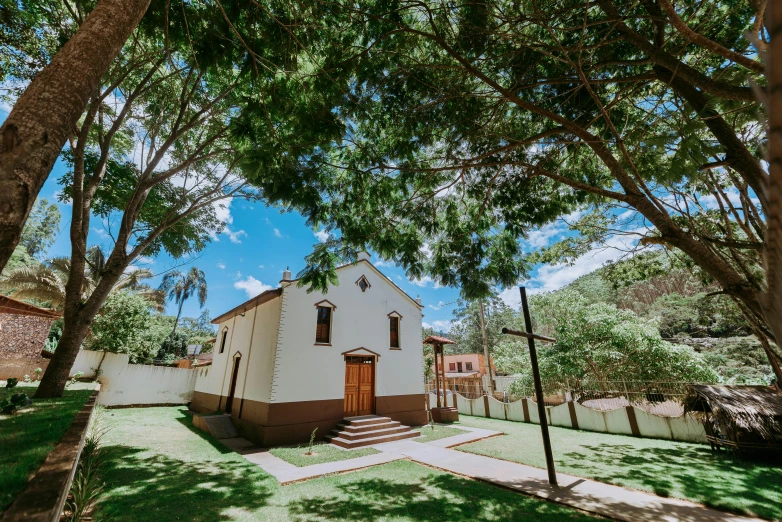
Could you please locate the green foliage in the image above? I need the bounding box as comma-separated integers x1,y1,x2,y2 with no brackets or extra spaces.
493,291,718,388
682,337,773,385
18,198,60,259
159,332,189,360
65,407,107,522
84,291,173,363
179,310,216,345
448,297,518,355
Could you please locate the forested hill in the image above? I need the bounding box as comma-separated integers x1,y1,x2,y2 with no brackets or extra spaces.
556,251,772,384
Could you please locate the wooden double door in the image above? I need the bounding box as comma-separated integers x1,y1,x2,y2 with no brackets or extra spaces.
344,356,375,417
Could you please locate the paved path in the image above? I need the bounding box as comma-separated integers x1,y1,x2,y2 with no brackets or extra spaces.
236,426,763,522
239,448,404,485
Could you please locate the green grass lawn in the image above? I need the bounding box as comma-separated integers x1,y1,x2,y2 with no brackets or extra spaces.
0,382,94,515
456,415,782,521
269,443,379,467
413,424,467,443
98,406,602,521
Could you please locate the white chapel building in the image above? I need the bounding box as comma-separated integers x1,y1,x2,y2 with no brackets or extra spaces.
190,252,428,446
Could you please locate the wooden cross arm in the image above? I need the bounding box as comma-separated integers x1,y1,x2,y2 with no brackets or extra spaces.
501,327,556,343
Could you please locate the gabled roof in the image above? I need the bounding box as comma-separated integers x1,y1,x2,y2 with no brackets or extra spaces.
0,295,60,319
286,258,424,310
211,288,282,324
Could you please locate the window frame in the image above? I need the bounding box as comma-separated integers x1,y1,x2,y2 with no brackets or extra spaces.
389,316,400,349
465,362,473,371
315,305,333,345
219,327,228,354
449,362,456,371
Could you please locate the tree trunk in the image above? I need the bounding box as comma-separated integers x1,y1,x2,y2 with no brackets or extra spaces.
167,298,185,351
0,0,151,273
479,299,495,395
35,314,92,398
764,0,782,352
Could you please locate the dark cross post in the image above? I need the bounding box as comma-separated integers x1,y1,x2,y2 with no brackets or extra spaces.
501,286,558,486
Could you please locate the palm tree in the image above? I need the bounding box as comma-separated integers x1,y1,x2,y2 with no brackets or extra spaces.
159,267,208,344
0,247,164,311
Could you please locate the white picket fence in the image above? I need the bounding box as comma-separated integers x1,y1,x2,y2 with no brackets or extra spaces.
70,349,209,407
427,392,707,444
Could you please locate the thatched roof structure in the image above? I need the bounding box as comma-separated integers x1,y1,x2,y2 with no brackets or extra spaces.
684,385,782,441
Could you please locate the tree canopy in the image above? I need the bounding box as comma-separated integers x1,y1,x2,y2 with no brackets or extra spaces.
241,0,776,353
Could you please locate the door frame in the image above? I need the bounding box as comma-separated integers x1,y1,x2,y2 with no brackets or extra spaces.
225,352,242,414
343,354,376,416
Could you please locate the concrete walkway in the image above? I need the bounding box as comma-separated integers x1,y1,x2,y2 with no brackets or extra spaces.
237,426,763,522
241,449,403,484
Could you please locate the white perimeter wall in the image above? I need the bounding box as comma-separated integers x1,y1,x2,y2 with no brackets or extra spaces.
70,349,206,407
440,393,707,444
271,261,425,404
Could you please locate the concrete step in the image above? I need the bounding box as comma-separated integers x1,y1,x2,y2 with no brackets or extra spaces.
337,420,401,433
332,425,412,441
194,414,238,440
342,415,393,427
326,430,420,448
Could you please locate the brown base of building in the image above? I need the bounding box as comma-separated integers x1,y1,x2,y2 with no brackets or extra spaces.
190,391,427,447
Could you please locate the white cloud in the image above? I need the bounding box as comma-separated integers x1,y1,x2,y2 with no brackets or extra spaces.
428,301,446,311
314,229,329,243
422,320,453,332
409,275,434,287
217,262,226,270
258,265,265,269
527,235,634,296
224,227,247,244
409,274,441,289
273,228,283,238
234,276,273,298
498,287,523,309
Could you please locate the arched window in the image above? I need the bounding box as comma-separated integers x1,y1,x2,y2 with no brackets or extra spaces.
219,326,229,353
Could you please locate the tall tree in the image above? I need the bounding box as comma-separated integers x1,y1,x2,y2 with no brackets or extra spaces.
35,1,346,397
159,267,208,344
248,0,780,371
0,0,151,272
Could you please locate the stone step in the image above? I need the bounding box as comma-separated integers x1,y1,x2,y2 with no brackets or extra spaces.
342,415,393,427
326,430,420,448
332,425,412,441
337,420,401,433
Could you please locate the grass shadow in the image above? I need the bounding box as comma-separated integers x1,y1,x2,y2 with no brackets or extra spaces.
98,444,275,522
286,471,597,522
558,443,782,520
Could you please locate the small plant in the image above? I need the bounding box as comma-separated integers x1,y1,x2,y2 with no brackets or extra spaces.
5,378,18,389
66,372,84,388
23,374,31,383
34,367,43,381
64,407,108,521
1,392,31,415
304,428,318,456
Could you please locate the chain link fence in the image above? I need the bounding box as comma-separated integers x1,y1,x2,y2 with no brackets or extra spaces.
427,376,695,417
